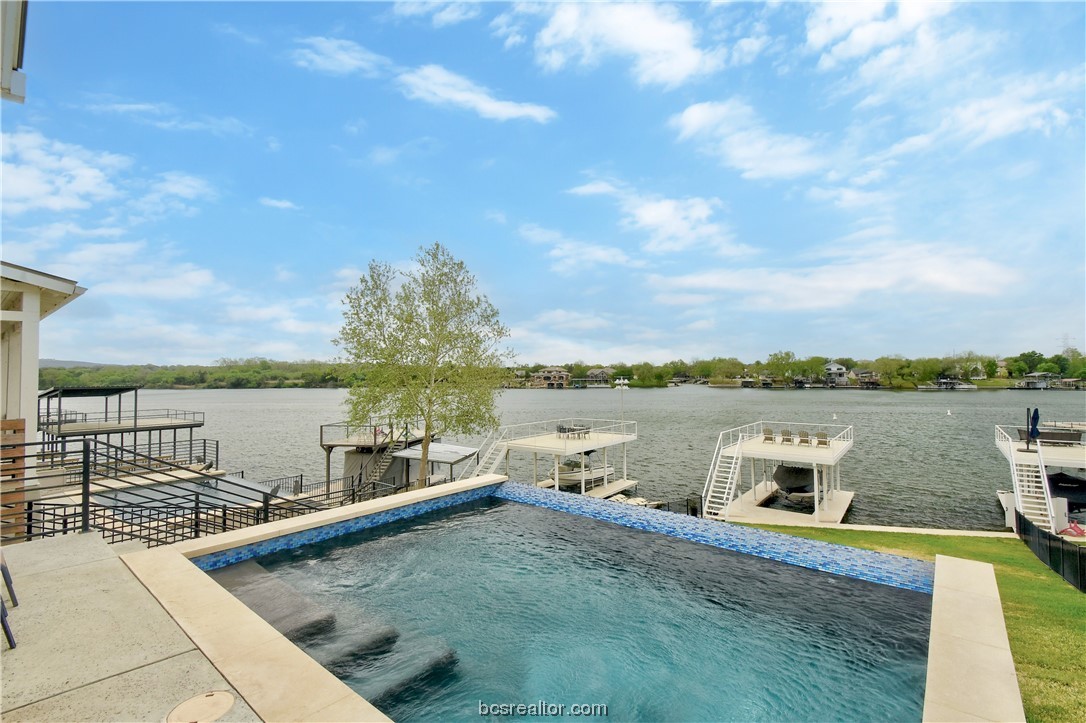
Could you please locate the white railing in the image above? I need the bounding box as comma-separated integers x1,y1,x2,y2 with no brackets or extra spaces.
701,430,752,512
1034,442,1057,529
714,421,853,448
994,425,1016,463
491,418,637,444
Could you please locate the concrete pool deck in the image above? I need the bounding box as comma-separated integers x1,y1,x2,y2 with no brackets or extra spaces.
0,534,259,722
1,475,1026,722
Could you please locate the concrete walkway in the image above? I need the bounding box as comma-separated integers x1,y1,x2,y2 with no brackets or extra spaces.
0,534,259,723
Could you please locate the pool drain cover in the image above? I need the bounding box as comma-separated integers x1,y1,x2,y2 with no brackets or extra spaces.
166,690,236,722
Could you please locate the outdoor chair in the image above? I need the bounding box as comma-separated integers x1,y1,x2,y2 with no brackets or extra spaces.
762,427,774,443
1,553,16,607
815,432,829,448
797,431,811,446
780,429,794,445
1,599,13,649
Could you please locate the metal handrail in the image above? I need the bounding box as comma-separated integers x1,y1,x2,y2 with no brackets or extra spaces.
38,408,205,427
1,438,324,546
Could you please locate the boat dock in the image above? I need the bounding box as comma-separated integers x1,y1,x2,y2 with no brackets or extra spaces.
479,418,638,498
703,421,855,525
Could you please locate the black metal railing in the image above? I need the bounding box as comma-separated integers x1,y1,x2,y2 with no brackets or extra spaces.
1,438,326,548
661,496,702,517
1016,510,1085,593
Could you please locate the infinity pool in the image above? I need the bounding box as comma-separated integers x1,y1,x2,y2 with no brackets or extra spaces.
250,498,930,721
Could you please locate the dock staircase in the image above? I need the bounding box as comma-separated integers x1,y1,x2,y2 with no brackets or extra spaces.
1010,447,1055,533
456,428,510,481
702,438,744,520
363,435,409,487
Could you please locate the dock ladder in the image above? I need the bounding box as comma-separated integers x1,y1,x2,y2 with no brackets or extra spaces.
1011,444,1056,533
702,433,744,520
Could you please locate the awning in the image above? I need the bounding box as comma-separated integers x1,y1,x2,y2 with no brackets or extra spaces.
391,443,478,465
39,386,141,399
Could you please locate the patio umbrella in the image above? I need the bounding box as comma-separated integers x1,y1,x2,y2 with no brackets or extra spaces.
1030,407,1040,442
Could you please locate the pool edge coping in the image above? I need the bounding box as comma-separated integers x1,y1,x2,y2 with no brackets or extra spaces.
922,555,1025,723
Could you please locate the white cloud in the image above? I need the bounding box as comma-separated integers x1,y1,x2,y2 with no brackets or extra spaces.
650,240,1018,310
127,171,215,223
1,129,129,215
530,3,724,88
671,99,826,180
652,292,716,307
44,241,224,302
397,65,556,123
532,308,612,332
805,1,889,52
807,2,954,71
366,136,438,166
518,223,643,274
569,178,746,255
292,37,391,76
490,11,527,49
730,35,769,66
343,117,367,135
807,185,891,210
393,2,481,28
259,197,300,210
213,23,261,45
83,97,251,136
946,72,1080,149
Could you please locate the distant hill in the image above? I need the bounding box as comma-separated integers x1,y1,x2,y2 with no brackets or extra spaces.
39,359,107,368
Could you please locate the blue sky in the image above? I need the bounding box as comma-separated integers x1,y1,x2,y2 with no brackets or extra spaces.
3,1,1084,366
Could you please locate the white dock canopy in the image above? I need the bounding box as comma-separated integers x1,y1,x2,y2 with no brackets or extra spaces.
392,443,479,484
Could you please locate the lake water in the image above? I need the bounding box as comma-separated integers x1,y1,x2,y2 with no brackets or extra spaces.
65,386,1085,530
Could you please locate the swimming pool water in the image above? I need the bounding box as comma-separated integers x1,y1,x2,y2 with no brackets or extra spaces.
254,499,930,721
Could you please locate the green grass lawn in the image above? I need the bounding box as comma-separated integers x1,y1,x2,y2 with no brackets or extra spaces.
754,527,1085,722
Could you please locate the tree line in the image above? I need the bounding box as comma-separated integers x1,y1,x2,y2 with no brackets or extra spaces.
39,348,1084,391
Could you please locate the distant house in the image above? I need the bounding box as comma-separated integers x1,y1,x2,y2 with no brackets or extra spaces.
586,367,615,383
824,362,848,387
530,367,570,389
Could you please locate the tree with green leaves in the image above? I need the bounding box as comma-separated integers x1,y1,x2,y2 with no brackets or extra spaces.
335,243,513,488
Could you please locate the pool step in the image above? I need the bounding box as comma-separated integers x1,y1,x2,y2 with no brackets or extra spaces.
365,640,460,711
303,624,401,676
207,560,335,640
208,558,460,710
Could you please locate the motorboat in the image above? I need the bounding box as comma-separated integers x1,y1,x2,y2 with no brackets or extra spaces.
917,378,978,390
772,465,814,494
557,451,614,484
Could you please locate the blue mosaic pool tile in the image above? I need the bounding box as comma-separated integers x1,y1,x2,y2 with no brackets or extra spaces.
192,479,934,594
192,483,502,571
493,482,934,594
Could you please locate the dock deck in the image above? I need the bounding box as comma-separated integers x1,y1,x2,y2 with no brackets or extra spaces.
724,480,854,525
504,430,637,457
